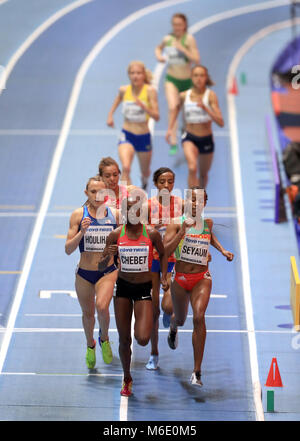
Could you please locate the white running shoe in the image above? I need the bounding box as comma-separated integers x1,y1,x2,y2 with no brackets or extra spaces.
190,371,203,387
146,355,159,370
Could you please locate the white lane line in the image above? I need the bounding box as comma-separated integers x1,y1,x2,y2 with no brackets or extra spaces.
0,129,229,137
24,313,238,318
0,0,93,93
0,372,123,377
226,17,300,423
0,328,294,334
160,293,228,298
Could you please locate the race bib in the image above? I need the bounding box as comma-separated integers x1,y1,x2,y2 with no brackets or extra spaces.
84,225,114,252
165,46,186,65
122,102,147,123
179,235,209,265
118,245,149,272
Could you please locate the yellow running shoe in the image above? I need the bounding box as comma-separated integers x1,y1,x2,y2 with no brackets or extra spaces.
101,340,113,364
85,340,96,369
98,329,113,364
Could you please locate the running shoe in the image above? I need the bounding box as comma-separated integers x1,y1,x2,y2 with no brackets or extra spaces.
146,355,159,370
85,340,96,369
98,329,113,364
167,327,178,350
162,312,171,328
169,144,178,156
120,378,133,397
190,371,203,387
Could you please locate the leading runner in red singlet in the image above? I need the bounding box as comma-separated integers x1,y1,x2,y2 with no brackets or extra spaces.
98,191,169,397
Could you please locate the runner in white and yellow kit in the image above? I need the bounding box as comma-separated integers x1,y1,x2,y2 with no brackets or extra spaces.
106,60,159,190
163,187,234,386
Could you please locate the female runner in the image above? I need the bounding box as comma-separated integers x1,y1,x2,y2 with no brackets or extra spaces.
106,61,159,190
163,187,234,386
155,13,200,155
65,176,119,369
146,167,183,370
166,65,224,188
99,192,168,396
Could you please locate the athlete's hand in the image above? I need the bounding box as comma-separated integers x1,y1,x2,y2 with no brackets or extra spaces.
161,277,169,292
197,97,205,110
222,250,234,261
135,98,146,110
157,54,167,63
182,217,195,232
104,244,118,256
107,115,114,128
80,217,91,234
165,129,172,144
173,40,185,53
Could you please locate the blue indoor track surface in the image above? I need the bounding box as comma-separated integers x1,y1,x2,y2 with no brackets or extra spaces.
0,0,299,423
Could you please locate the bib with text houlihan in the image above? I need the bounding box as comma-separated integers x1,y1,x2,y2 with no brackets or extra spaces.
79,205,117,253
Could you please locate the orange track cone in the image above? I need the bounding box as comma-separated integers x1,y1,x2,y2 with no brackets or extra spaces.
229,77,238,95
265,358,283,387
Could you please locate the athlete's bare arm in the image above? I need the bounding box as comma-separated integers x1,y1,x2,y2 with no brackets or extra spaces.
98,228,120,271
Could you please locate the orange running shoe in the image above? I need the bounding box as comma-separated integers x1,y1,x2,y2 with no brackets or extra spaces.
120,378,133,397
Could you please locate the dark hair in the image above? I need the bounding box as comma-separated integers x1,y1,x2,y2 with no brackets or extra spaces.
172,13,188,32
153,167,175,184
189,186,208,200
191,65,215,87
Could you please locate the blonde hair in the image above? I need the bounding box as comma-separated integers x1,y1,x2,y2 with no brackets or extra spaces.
191,65,215,87
127,60,153,85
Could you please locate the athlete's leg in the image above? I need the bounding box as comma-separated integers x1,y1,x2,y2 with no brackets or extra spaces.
118,143,135,185
165,81,180,147
198,152,214,189
161,272,173,315
182,141,200,188
190,278,212,373
95,269,118,341
114,296,133,381
133,299,153,346
75,274,96,347
170,279,189,330
136,150,152,189
149,272,160,356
